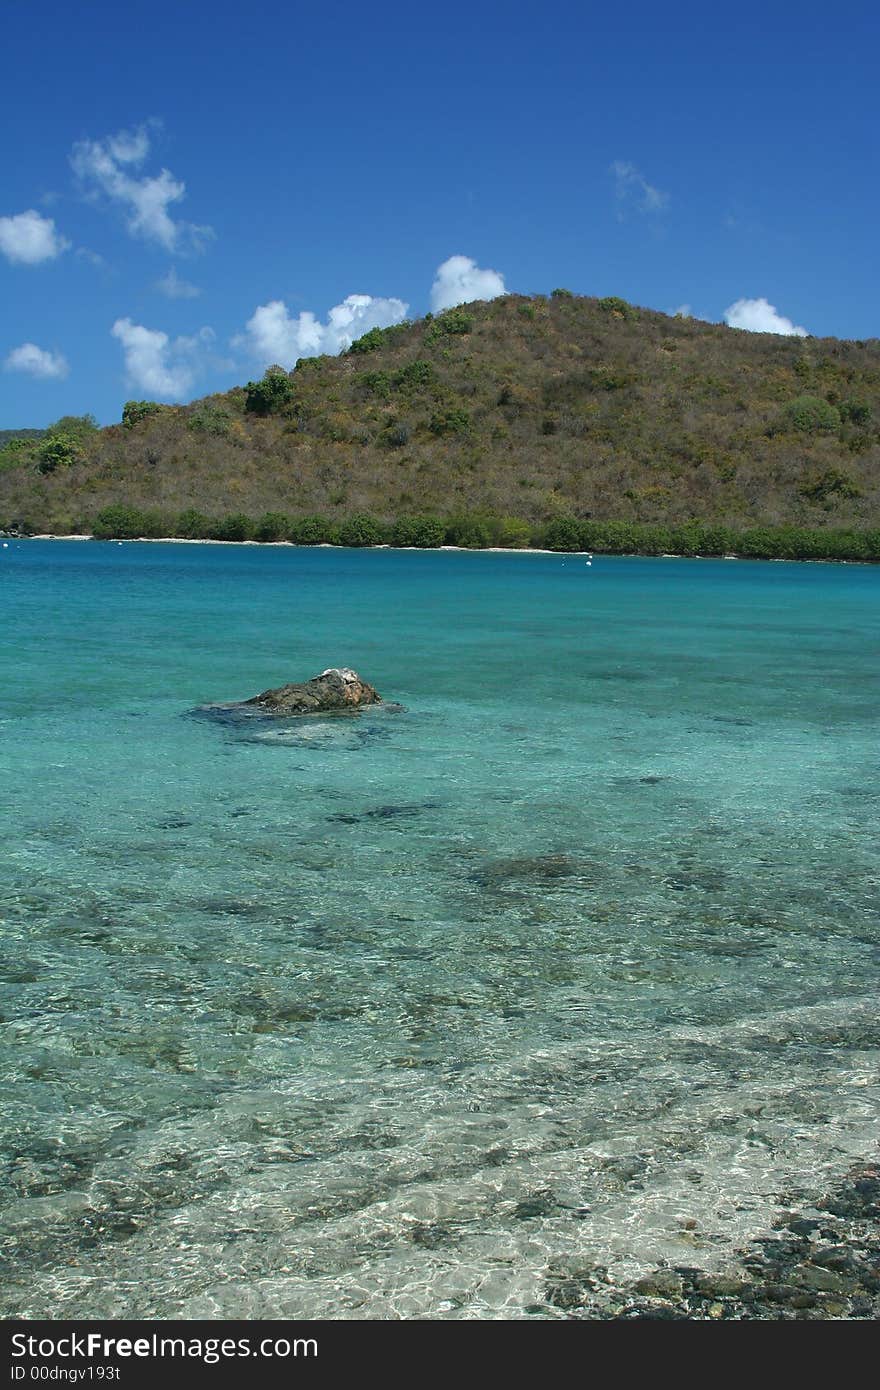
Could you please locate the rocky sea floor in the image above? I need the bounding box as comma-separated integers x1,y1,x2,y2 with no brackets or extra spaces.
547,1162,880,1319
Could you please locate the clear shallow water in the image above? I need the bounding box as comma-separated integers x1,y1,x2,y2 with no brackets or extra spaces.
0,540,878,1319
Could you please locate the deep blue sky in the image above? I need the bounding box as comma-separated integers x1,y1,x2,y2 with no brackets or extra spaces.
2,0,877,426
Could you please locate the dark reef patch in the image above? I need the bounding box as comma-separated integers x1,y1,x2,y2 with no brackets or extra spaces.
542,1163,880,1319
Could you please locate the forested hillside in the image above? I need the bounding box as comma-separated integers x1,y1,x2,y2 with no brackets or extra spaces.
2,291,879,556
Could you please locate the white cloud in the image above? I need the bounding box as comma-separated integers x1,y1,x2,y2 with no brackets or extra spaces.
155,266,201,299
672,304,692,318
4,342,70,379
238,292,409,369
71,124,213,254
0,209,70,265
75,247,107,269
611,161,669,215
724,297,807,336
429,254,506,312
111,317,214,399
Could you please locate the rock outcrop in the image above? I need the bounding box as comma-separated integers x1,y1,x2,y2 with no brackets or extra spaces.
242,667,381,716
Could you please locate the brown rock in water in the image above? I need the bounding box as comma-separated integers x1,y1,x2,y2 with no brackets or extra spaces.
244,667,381,716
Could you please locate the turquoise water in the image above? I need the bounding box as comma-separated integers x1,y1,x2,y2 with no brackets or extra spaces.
1,540,878,1319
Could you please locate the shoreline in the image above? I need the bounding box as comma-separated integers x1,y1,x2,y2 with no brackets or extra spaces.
8,534,874,564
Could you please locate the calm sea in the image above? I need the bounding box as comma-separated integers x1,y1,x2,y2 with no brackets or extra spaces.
1,541,878,1318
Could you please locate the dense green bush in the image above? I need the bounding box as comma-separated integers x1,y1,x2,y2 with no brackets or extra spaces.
839,398,872,426
494,516,533,548
293,354,332,373
429,407,471,436
122,401,163,429
382,421,411,449
337,514,385,547
598,296,638,321
391,515,445,547
212,513,254,541
396,360,436,392
543,515,582,550
18,503,880,562
426,310,473,342
356,370,392,399
93,505,163,539
253,512,291,542
799,468,861,502
0,438,36,473
37,433,83,474
444,513,493,548
551,288,574,299
347,324,407,356
348,327,390,355
176,509,212,539
783,395,841,433
245,368,294,415
187,405,231,435
46,414,98,442
289,515,336,545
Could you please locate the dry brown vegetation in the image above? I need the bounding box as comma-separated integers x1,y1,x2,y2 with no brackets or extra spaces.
1,292,879,537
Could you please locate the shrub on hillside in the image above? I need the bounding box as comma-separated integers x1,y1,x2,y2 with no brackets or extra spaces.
338,514,385,547
391,515,445,547
348,327,391,355
395,359,436,392
782,395,841,433
245,368,294,415
495,516,533,548
37,434,83,474
356,370,392,399
176,509,212,539
254,512,291,542
382,421,411,449
799,468,861,503
289,515,336,545
187,405,231,435
444,513,492,548
93,505,163,539
839,398,872,426
598,296,638,321
212,514,254,541
46,414,98,442
122,401,164,429
426,310,473,342
429,407,471,436
0,438,36,474
543,515,582,550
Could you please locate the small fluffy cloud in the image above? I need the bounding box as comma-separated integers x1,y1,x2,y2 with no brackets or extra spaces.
76,247,107,268
4,342,69,379
71,125,212,254
238,293,409,369
430,254,506,312
111,317,214,399
611,161,669,215
155,266,201,299
724,297,807,336
0,209,70,265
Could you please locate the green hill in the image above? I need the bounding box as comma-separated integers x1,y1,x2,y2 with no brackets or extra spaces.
0,428,44,446
2,292,879,557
